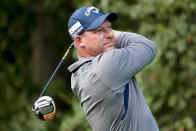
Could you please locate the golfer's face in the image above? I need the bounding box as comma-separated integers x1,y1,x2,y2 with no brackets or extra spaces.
81,20,115,56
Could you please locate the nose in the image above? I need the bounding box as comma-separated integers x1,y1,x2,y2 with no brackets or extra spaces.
104,28,114,39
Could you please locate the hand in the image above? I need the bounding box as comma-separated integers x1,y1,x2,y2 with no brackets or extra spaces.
113,30,121,46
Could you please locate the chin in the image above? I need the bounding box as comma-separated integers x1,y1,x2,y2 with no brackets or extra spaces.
103,42,115,52
105,46,115,52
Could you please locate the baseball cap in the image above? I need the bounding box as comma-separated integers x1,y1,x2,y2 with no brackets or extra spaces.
68,6,118,40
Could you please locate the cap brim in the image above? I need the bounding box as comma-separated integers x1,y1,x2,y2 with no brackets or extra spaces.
86,13,118,31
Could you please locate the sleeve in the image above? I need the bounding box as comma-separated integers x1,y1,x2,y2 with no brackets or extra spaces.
93,32,157,89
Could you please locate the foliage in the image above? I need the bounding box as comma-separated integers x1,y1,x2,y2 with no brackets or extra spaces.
59,101,91,131
0,0,195,131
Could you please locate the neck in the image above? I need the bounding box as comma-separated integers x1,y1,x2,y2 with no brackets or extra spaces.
76,49,93,60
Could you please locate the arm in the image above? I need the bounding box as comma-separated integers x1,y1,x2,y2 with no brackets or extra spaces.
94,31,157,89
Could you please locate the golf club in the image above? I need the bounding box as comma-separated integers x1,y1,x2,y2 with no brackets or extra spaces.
32,42,74,120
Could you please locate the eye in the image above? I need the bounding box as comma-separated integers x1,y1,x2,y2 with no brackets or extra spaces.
95,28,103,33
97,29,102,32
107,25,112,29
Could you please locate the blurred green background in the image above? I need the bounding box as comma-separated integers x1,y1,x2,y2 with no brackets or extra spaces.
0,0,195,130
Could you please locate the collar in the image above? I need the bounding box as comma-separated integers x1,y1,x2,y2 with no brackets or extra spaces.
67,57,93,73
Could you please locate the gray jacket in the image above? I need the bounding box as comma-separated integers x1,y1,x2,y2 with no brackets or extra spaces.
68,32,159,131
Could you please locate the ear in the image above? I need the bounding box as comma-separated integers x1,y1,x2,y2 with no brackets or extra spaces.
74,35,85,47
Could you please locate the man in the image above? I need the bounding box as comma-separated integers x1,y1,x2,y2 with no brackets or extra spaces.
67,6,159,131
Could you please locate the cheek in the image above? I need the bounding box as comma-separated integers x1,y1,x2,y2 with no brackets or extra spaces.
83,33,105,51
88,35,103,46
92,34,103,41
86,39,104,54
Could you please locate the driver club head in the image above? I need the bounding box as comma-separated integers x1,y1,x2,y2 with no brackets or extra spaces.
32,96,56,120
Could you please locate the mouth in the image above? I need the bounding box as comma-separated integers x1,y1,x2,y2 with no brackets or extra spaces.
104,40,114,46
104,41,115,50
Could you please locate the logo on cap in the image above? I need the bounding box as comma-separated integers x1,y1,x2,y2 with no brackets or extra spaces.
69,21,84,38
85,7,100,16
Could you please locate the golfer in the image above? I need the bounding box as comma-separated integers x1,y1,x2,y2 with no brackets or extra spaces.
67,6,159,131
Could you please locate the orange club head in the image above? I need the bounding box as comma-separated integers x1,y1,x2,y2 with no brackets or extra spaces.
32,96,56,120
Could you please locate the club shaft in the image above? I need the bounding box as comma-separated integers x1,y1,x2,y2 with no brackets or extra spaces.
39,43,74,98
39,59,64,98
